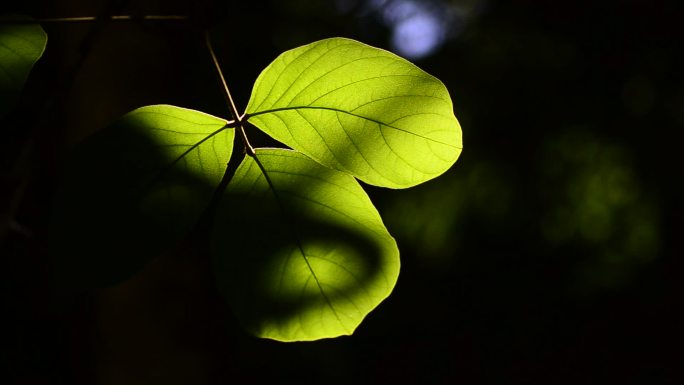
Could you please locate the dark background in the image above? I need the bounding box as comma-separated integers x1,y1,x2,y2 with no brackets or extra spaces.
2,0,683,384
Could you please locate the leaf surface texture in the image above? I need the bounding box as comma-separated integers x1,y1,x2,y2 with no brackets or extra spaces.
246,37,462,188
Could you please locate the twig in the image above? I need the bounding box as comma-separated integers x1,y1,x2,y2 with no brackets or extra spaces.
0,15,189,24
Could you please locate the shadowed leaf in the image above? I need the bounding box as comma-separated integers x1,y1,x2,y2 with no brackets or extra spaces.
212,148,399,341
49,105,233,288
0,20,46,117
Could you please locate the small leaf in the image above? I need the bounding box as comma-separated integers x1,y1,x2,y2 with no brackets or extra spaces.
245,37,462,189
49,105,233,288
0,20,47,117
212,149,399,341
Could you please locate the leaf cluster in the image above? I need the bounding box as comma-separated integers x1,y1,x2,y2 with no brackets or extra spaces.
1,20,462,341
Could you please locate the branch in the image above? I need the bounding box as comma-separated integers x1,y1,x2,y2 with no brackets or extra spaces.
0,15,189,24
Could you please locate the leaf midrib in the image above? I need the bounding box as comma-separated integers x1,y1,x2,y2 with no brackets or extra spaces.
247,106,460,149
249,152,349,332
136,122,231,193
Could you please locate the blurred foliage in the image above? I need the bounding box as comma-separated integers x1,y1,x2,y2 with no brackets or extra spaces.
383,155,516,262
538,129,660,293
383,127,662,294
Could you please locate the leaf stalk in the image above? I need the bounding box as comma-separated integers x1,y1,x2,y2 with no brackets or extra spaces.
204,30,254,156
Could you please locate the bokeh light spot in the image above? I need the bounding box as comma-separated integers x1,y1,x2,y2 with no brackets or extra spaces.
392,12,445,59
365,0,484,59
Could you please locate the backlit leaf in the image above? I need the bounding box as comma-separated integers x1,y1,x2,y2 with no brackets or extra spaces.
245,37,462,188
212,148,400,341
0,20,46,117
49,105,233,288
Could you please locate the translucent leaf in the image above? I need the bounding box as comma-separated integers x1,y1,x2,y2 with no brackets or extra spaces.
0,20,46,117
49,105,233,288
212,148,400,341
245,37,462,189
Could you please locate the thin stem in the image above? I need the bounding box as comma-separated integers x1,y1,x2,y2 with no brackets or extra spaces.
238,125,255,156
204,30,240,122
0,15,188,24
204,30,255,156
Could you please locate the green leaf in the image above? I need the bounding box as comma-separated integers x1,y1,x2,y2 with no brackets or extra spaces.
0,20,47,117
49,105,233,288
245,37,462,189
212,148,399,341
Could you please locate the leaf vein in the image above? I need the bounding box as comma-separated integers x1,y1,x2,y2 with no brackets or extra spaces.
249,106,459,148
283,53,394,106
269,42,358,108
252,42,322,113
309,75,445,106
